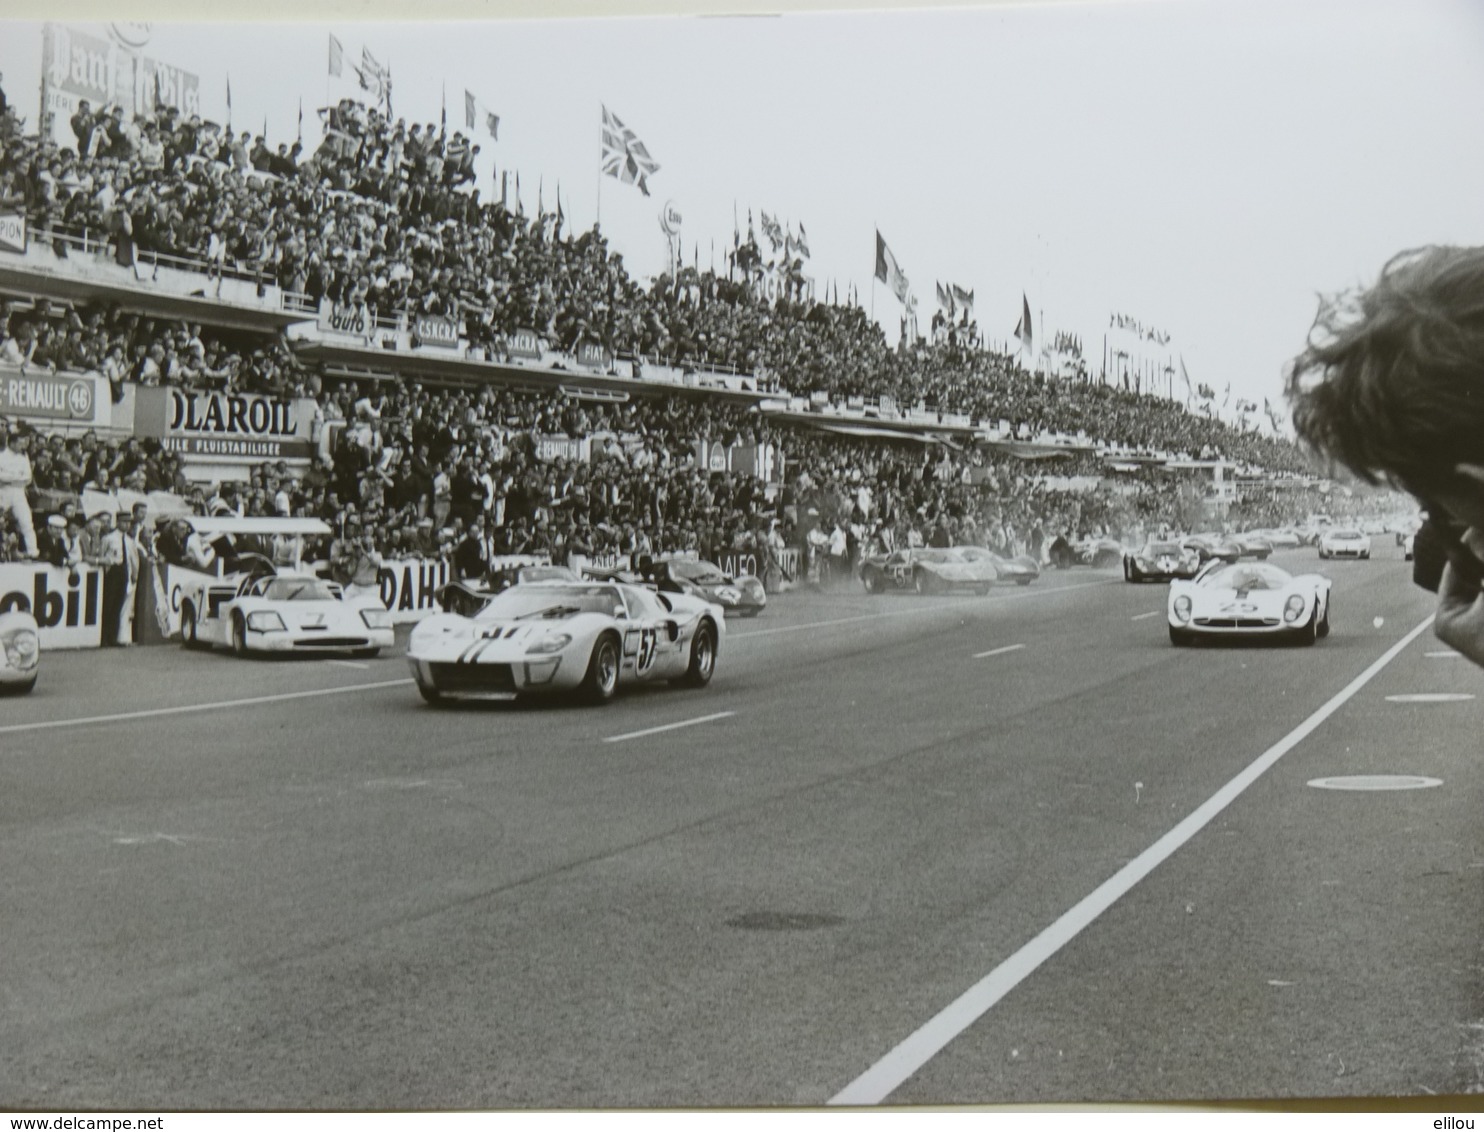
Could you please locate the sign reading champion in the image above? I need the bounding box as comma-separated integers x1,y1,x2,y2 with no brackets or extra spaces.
135,387,315,460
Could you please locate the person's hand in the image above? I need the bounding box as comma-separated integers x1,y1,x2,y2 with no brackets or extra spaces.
1434,527,1484,665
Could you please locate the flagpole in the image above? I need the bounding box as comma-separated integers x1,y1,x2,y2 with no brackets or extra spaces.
595,105,603,230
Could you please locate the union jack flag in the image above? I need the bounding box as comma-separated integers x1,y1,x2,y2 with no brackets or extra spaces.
601,105,660,197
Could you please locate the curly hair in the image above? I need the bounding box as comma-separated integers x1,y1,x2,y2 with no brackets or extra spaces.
1287,245,1484,494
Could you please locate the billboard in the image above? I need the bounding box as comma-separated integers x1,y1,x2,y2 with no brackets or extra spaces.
134,387,317,461
0,371,100,423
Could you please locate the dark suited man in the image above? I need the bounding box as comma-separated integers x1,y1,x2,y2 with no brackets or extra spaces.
453,513,495,584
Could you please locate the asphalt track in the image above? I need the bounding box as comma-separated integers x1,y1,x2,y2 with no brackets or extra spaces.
2,545,1481,1110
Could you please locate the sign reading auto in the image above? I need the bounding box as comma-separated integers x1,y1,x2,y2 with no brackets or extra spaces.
134,387,315,461
0,372,97,421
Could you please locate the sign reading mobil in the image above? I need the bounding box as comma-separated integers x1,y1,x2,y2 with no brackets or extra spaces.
0,213,25,254
134,387,316,461
0,372,99,423
0,563,103,649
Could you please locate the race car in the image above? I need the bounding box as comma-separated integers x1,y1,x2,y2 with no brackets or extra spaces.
859,547,999,595
0,609,40,694
640,556,767,618
487,562,582,594
1168,560,1331,646
1317,528,1372,560
1047,535,1123,569
1122,538,1201,583
955,545,1041,586
180,572,394,657
1181,533,1242,565
1231,533,1274,560
407,580,723,704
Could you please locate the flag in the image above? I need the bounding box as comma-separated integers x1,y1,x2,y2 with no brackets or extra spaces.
601,104,660,196
1222,382,1231,408
225,75,232,127
760,211,784,249
485,111,500,141
357,46,388,102
555,183,564,236
1014,293,1033,354
951,285,974,315
297,98,303,143
936,282,955,314
328,34,344,77
465,90,476,130
795,222,811,259
440,84,446,131
874,230,910,305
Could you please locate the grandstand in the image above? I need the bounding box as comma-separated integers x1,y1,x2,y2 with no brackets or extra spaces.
0,76,1398,582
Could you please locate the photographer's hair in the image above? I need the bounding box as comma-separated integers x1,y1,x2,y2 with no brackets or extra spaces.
1287,245,1484,494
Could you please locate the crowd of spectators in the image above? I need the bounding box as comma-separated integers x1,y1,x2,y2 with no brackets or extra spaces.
0,78,1396,593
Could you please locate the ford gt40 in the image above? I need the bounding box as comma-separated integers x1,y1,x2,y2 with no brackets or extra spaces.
859,547,998,595
407,580,724,705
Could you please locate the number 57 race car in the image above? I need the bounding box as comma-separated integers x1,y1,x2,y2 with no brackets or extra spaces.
406,580,724,705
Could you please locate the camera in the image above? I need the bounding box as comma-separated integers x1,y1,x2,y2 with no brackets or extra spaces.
1412,503,1484,593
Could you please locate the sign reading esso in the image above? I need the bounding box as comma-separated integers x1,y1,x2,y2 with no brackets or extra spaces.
0,564,103,649
660,200,683,235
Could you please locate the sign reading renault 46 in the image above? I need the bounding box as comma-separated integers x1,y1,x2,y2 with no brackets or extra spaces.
134,387,315,460
0,372,98,422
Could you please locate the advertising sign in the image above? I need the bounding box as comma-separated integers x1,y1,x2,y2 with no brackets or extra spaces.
0,371,99,422
134,387,316,461
534,434,589,463
575,341,613,372
317,299,372,338
412,315,459,348
376,558,450,622
506,328,544,362
0,212,25,254
0,563,104,648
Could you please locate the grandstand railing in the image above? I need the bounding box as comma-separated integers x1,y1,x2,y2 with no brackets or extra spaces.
28,221,270,288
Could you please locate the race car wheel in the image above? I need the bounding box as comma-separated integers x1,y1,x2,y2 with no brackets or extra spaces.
580,632,621,704
976,584,991,596
352,648,381,659
231,614,248,657
1169,626,1195,647
862,574,879,594
1317,605,1331,639
1016,578,1033,586
1,675,36,695
181,603,202,649
1293,610,1320,646
678,619,717,688
417,681,443,705
913,571,934,595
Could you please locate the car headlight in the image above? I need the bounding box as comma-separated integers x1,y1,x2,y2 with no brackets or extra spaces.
1283,595,1306,623
246,611,286,632
716,587,741,604
526,632,572,655
3,628,38,668
1172,595,1192,622
360,608,393,629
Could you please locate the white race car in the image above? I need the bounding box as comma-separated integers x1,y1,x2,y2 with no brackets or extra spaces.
1318,528,1372,560
180,573,394,657
407,580,723,705
1168,560,1332,646
0,609,40,693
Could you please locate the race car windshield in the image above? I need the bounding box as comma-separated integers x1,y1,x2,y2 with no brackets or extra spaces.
1147,543,1182,556
1330,529,1363,539
480,586,624,620
915,549,965,563
667,559,727,582
262,578,340,602
1202,563,1291,591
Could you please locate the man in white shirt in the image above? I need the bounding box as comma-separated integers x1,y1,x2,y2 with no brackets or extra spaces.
0,429,39,559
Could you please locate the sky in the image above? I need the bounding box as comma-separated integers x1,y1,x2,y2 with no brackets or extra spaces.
5,0,1484,422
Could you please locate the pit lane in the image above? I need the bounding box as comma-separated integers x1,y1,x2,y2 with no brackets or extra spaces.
3,547,1478,1109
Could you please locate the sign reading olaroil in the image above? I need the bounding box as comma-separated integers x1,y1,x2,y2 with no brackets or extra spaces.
134,387,317,461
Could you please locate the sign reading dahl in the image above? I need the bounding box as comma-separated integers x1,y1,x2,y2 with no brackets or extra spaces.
134,387,316,461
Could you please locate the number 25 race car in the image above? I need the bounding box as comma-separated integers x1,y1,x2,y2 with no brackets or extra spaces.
406,580,724,705
1167,561,1332,646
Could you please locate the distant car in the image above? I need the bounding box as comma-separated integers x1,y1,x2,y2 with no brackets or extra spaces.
407,580,723,704
859,547,998,594
1122,539,1201,583
1181,533,1242,565
639,556,767,618
1168,560,1331,646
180,573,394,657
956,545,1041,586
0,609,40,694
1231,533,1274,560
1047,536,1123,569
1254,528,1303,550
488,562,582,593
1318,528,1372,560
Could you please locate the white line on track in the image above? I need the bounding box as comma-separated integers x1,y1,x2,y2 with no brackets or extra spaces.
729,578,1113,642
1425,651,1461,659
829,612,1437,1107
602,711,736,744
0,679,415,736
1130,611,1160,621
325,660,370,669
973,644,1025,659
